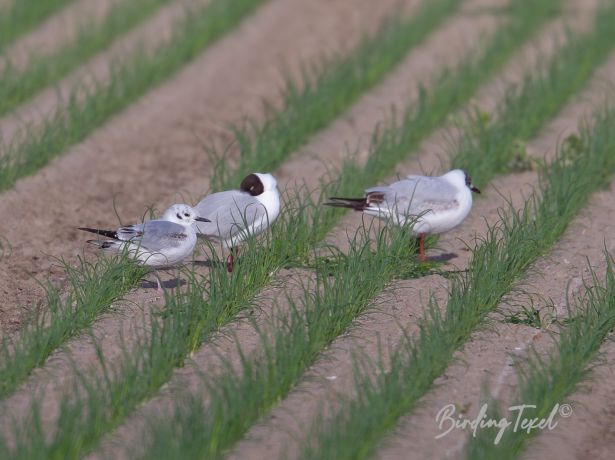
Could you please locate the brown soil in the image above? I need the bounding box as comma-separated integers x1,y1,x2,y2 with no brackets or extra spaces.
0,0,200,147
2,0,119,68
94,0,596,456
84,1,501,456
224,2,605,459
1,0,615,459
378,25,615,460
0,0,415,443
517,183,615,460
0,0,405,334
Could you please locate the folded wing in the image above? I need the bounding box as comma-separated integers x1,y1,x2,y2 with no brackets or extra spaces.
365,176,459,215
126,220,190,251
193,190,267,239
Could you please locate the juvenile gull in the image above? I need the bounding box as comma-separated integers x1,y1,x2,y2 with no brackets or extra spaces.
325,169,480,262
79,204,210,290
193,173,280,272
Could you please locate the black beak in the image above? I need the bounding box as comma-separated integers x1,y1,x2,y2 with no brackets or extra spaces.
471,186,481,194
195,216,211,222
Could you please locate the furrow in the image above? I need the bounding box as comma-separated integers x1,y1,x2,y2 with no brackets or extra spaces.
221,0,606,457
300,104,615,460
0,0,258,157
0,0,77,52
286,2,615,454
518,329,615,459
0,0,403,333
0,0,198,142
101,0,584,456
375,42,615,460
0,0,434,452
1,0,554,452
462,180,615,459
87,3,500,457
0,0,175,118
0,0,452,402
1,0,118,70
1,0,597,458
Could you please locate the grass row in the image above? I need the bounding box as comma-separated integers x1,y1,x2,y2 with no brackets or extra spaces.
465,254,615,459
0,0,74,51
297,105,615,459
453,0,615,186
0,0,460,397
0,0,268,400
135,202,425,459
208,0,461,190
0,1,467,454
211,0,565,197
0,254,147,399
120,1,599,456
0,0,561,456
0,0,268,191
0,0,173,117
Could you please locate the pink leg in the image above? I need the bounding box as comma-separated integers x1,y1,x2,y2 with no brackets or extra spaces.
226,248,235,273
226,252,234,273
226,247,241,273
419,234,427,263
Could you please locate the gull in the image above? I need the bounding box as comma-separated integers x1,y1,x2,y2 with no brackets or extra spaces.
79,204,210,291
193,173,280,272
325,169,480,262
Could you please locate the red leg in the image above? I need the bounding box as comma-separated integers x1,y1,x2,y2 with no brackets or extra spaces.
226,247,241,273
419,234,427,263
226,250,234,273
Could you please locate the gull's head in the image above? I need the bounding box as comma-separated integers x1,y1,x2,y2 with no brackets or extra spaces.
162,204,211,226
445,169,481,194
240,172,278,196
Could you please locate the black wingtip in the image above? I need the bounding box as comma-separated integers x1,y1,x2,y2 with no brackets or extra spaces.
324,197,367,211
328,197,366,203
86,239,115,249
78,227,119,239
324,202,342,208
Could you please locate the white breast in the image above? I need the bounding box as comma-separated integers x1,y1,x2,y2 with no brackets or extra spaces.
223,189,280,248
411,189,473,236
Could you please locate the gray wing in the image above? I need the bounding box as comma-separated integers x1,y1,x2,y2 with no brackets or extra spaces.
365,176,458,215
193,190,266,238
116,222,145,241
120,220,190,251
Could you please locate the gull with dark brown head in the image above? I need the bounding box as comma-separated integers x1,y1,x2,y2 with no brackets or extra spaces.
325,169,480,262
193,173,280,272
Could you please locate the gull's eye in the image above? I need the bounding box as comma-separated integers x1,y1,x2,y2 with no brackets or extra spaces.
184,212,190,217
176,213,182,219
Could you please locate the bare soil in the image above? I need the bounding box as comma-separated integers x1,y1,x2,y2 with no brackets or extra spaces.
517,182,615,460
86,1,501,456
0,0,404,334
1,0,615,459
0,0,416,444
0,0,197,143
3,0,118,67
